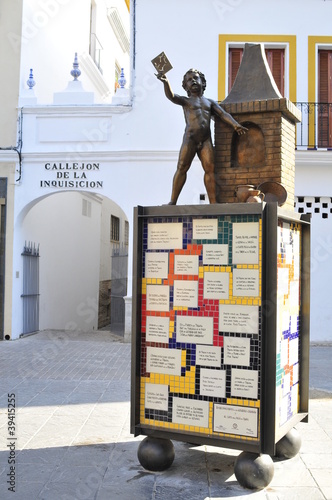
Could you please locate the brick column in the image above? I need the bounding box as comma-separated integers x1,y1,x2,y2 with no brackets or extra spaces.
214,98,301,211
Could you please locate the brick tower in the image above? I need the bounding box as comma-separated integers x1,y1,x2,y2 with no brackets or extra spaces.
215,43,301,210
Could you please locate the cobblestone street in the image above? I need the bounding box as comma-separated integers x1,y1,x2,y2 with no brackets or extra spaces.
0,330,331,499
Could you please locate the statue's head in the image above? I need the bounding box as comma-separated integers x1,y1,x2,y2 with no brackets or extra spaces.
182,69,206,96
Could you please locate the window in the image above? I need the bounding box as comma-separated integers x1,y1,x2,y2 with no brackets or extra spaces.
89,0,103,73
111,215,120,242
124,220,129,246
228,47,285,96
318,49,332,147
82,199,91,217
228,48,243,95
265,48,285,96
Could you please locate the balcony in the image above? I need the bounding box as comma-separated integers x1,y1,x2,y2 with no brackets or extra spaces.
295,102,332,149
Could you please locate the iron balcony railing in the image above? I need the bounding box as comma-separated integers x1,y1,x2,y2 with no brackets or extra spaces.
294,102,332,149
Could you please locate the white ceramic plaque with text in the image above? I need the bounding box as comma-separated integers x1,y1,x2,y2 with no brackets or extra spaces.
213,404,258,437
146,316,170,343
173,280,198,308
145,252,169,279
172,397,209,427
231,368,258,399
232,222,259,264
204,272,229,300
148,222,183,250
174,254,199,275
145,383,169,411
223,337,251,367
176,315,214,344
233,268,259,297
146,347,182,376
196,345,221,367
200,368,226,398
146,285,170,312
193,219,218,240
219,304,259,334
203,244,228,265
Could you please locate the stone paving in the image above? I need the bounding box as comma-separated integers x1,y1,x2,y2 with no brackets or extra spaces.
0,330,331,500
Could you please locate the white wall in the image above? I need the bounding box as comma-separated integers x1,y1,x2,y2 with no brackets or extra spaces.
295,155,332,341
308,214,332,342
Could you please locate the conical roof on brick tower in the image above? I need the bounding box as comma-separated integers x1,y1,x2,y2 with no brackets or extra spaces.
223,43,283,104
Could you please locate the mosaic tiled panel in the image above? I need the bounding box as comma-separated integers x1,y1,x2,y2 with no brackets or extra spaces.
139,214,262,443
276,220,301,430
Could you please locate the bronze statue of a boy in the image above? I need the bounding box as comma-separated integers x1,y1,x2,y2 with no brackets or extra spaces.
157,69,247,204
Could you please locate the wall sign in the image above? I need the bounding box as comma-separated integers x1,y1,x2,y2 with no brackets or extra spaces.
40,162,104,188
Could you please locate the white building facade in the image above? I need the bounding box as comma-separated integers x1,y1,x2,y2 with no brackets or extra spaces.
1,0,332,341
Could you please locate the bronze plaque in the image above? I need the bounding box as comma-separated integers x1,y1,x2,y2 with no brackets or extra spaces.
151,52,173,75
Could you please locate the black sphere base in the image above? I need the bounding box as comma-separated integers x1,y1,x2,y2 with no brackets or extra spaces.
234,452,274,490
137,436,175,471
275,428,302,459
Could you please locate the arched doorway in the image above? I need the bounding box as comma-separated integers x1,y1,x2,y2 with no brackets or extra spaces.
19,190,129,335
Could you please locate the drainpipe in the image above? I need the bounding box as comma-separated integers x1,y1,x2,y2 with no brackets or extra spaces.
0,108,23,182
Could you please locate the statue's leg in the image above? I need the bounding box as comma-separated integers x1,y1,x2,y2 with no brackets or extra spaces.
170,141,196,204
198,141,217,204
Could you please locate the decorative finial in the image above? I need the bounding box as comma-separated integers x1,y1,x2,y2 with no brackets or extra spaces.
70,53,81,81
27,68,35,90
118,68,126,89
